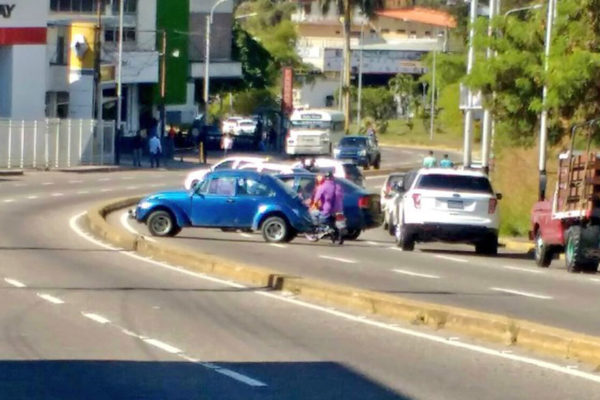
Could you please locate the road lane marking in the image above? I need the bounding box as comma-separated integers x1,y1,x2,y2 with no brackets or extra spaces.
82,312,111,324
143,338,182,354
365,175,388,180
121,176,134,180
367,241,379,246
270,243,287,249
435,255,468,263
491,287,553,300
591,278,600,283
388,246,403,252
3,199,14,203
125,185,140,190
37,293,64,304
216,368,267,387
77,190,90,195
100,188,113,192
51,193,64,197
503,265,542,274
4,278,26,288
27,195,38,200
239,233,252,238
319,255,357,264
14,183,27,187
69,180,84,184
149,183,162,188
120,212,157,242
392,269,440,279
42,182,54,186
69,212,600,384
98,178,111,182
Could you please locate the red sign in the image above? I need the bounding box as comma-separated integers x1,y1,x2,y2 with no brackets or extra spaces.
281,67,294,115
0,27,46,45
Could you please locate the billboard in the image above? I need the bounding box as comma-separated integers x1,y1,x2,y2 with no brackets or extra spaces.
0,0,48,45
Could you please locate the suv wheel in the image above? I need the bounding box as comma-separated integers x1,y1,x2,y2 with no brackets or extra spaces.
475,235,498,256
394,224,414,251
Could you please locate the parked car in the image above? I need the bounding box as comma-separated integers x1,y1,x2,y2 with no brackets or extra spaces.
233,119,259,148
333,135,381,169
276,172,383,240
391,168,501,254
183,156,267,189
222,116,243,134
134,170,313,243
292,158,365,187
240,162,306,175
381,172,407,234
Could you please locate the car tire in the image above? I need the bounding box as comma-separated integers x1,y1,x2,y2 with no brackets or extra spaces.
565,226,584,273
344,229,361,240
221,228,236,232
475,235,498,256
261,216,289,243
394,223,414,251
147,210,178,237
374,156,381,170
534,231,553,268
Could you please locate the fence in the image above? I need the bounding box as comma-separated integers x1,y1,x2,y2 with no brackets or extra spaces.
0,119,115,169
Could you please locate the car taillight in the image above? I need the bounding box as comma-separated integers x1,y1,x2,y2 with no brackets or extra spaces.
412,193,421,208
489,198,498,214
384,183,391,195
358,196,370,209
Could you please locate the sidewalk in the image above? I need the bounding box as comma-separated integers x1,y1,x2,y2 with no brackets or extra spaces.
500,236,534,253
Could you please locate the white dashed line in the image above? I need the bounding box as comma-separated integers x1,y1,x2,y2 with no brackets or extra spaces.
4,278,26,288
82,312,111,324
149,183,162,188
270,243,287,249
77,190,90,195
591,278,600,283
26,195,38,200
37,293,64,304
98,178,111,182
365,175,388,180
367,241,379,246
319,255,357,264
216,368,268,387
491,287,553,300
119,212,157,242
51,193,64,197
143,338,182,354
100,188,113,192
392,269,440,279
42,182,54,186
239,233,252,238
435,255,468,263
388,246,403,252
125,185,140,190
14,183,27,187
69,180,84,184
503,265,542,274
3,199,15,203
121,176,134,180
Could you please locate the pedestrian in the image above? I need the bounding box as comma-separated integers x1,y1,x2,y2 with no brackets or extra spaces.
423,150,437,168
149,134,162,168
132,130,143,167
268,127,276,150
221,132,233,157
366,123,377,144
440,154,454,168
167,125,176,158
198,124,208,163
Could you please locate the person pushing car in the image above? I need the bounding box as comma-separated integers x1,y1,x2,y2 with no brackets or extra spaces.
313,172,344,240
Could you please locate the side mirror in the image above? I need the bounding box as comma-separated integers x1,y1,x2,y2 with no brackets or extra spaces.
496,193,503,200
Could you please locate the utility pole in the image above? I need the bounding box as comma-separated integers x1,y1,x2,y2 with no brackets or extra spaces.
94,0,103,164
356,22,364,129
429,48,437,141
116,0,124,164
160,29,167,139
481,0,496,174
462,0,478,168
538,0,557,201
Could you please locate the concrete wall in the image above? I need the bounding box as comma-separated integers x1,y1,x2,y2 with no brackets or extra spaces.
137,0,157,51
9,45,47,119
0,47,13,117
297,78,340,109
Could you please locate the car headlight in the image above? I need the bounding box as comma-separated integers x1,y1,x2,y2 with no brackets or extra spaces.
333,148,341,155
139,201,153,209
359,149,367,156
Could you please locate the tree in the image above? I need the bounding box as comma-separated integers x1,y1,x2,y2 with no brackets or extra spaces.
319,0,384,133
361,87,396,132
233,89,278,115
232,23,275,89
388,73,417,118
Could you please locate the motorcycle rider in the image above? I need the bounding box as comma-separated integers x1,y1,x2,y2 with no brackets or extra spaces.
313,171,344,241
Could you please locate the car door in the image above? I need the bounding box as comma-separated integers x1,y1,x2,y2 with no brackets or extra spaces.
191,176,238,227
233,177,275,227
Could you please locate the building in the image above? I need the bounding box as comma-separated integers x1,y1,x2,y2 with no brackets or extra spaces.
292,1,456,108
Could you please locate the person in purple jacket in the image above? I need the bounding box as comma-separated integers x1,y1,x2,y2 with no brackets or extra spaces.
313,171,344,228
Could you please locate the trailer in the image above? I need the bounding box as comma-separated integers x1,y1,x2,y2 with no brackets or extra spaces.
531,121,600,272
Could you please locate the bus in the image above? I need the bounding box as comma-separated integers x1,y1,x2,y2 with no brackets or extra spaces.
286,109,345,156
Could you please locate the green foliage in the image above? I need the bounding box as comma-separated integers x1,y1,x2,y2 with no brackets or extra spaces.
232,23,274,89
232,89,278,115
360,87,396,129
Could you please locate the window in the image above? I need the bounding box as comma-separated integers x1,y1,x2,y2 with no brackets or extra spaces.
112,0,137,13
417,174,493,194
339,137,367,147
425,31,432,38
207,177,236,196
104,27,136,43
236,178,274,197
213,160,235,170
51,0,108,12
397,29,406,35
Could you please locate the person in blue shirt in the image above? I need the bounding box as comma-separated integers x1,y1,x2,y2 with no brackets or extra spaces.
423,151,437,168
440,154,454,168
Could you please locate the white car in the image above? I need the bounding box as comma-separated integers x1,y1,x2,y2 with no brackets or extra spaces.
183,156,267,190
221,116,243,134
239,162,305,175
292,158,365,187
235,119,257,135
380,172,407,233
391,168,501,254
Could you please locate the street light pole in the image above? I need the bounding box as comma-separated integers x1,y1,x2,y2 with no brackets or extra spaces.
429,48,436,141
462,0,478,168
116,0,124,164
203,0,229,124
481,0,496,173
160,29,167,139
356,22,364,129
539,0,557,201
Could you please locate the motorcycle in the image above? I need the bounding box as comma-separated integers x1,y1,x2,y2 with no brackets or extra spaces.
305,212,347,245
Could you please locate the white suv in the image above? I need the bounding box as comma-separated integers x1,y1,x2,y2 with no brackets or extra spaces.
391,168,501,254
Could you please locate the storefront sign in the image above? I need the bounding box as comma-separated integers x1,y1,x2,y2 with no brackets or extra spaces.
0,4,16,18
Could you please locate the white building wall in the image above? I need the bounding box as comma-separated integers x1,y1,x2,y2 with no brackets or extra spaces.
190,0,234,13
297,78,340,109
0,47,13,117
137,0,157,51
10,45,47,119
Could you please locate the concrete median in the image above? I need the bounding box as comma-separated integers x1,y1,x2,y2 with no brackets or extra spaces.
85,197,600,369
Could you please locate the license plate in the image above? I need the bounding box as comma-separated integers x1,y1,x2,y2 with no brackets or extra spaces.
447,200,464,210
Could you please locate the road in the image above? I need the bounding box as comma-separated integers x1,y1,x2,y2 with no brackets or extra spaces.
0,165,599,398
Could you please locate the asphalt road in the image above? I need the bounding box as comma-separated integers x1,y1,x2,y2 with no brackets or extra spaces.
0,162,599,398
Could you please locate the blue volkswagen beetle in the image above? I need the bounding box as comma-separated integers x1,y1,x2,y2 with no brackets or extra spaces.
133,170,313,243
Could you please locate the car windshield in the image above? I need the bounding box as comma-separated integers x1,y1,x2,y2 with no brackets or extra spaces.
339,137,367,147
417,174,493,194
291,120,331,130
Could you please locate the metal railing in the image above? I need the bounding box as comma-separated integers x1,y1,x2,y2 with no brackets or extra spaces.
0,119,115,169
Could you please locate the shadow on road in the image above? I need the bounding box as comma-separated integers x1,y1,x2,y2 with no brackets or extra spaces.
0,360,413,400
419,248,533,261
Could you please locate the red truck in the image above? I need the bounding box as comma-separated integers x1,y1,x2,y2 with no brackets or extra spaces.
531,122,600,272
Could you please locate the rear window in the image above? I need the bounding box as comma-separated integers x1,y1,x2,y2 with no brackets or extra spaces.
416,174,493,194
339,137,367,147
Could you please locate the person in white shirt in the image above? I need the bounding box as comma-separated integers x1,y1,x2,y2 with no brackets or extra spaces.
149,134,162,168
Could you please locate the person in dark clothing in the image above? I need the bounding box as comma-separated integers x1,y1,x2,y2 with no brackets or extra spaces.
132,131,143,167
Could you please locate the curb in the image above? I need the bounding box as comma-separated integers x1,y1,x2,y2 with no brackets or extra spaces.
0,169,24,176
57,166,135,174
85,197,600,369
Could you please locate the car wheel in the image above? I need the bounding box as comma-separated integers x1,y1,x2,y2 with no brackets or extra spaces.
475,235,498,256
565,226,584,273
344,229,361,240
534,231,553,268
261,216,289,243
147,210,177,237
394,224,414,251
374,157,381,170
